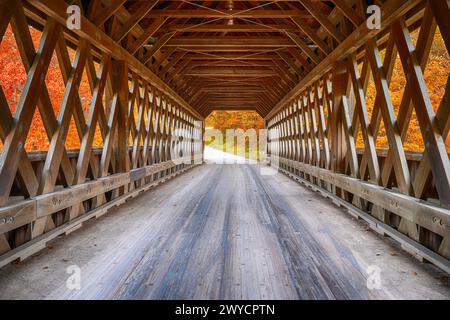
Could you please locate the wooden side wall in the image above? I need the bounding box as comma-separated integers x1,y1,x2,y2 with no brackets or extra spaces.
0,0,203,267
266,0,450,271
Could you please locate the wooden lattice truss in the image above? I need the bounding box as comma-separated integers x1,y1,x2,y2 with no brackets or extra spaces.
267,1,450,270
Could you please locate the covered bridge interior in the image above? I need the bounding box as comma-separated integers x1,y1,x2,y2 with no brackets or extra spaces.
0,0,449,299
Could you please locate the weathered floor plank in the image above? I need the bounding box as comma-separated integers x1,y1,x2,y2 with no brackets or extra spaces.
0,154,448,299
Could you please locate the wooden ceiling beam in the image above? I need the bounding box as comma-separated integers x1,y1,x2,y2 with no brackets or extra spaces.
167,24,300,33
191,91,209,106
277,51,303,75
113,0,159,42
142,32,177,65
330,0,364,27
172,47,289,52
207,93,265,98
204,107,260,116
152,47,176,71
184,67,279,76
92,0,126,26
86,0,102,20
290,16,332,54
189,61,276,68
199,88,266,92
168,58,192,85
206,104,262,109
206,98,262,102
271,58,298,84
259,83,278,100
126,0,184,55
296,0,345,42
207,106,259,110
206,106,262,112
260,91,278,105
186,53,281,60
159,0,325,1
185,78,204,96
287,47,313,72
166,37,298,47
286,32,321,65
127,17,167,54
263,78,287,96
161,51,187,79
144,9,309,18
256,95,273,113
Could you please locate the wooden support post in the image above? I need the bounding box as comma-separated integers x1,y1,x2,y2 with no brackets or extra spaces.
112,59,130,195
330,61,347,178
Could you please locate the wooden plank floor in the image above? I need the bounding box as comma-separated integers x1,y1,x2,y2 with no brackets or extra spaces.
0,150,449,299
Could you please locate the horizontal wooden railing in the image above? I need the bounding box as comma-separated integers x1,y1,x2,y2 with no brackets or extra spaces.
0,156,199,268
268,155,450,273
0,140,203,267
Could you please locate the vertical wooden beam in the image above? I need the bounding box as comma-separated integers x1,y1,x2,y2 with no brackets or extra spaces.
330,61,347,175
392,19,450,206
112,59,130,177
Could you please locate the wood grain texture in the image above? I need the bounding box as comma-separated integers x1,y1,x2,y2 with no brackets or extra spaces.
0,161,448,299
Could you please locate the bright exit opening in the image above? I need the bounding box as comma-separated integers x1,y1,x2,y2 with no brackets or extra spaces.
204,110,265,162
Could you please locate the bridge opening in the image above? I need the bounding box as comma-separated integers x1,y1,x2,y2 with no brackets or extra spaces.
0,0,449,300
205,110,264,161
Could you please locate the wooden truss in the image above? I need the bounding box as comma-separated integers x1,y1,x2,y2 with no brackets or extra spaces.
0,0,203,266
267,0,450,270
0,0,449,272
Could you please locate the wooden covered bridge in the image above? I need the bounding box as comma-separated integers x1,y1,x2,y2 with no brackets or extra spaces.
0,0,449,299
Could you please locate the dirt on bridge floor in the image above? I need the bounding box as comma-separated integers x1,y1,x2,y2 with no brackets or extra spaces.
0,148,449,299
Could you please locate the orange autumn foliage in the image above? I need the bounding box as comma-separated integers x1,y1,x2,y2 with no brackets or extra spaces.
206,111,264,134
359,28,450,152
